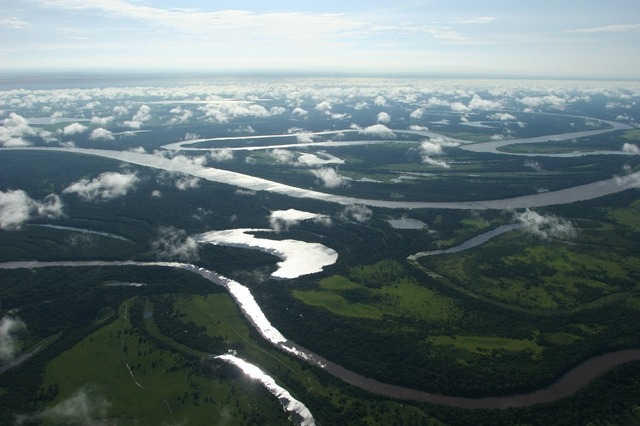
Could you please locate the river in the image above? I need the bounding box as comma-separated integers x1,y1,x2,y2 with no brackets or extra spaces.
2,260,639,409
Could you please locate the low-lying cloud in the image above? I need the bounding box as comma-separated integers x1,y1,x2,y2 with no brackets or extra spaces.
338,204,373,223
354,123,396,138
269,209,331,232
0,190,64,230
0,316,26,361
151,226,199,261
514,209,576,240
310,167,348,188
63,171,139,201
89,128,115,141
15,387,110,425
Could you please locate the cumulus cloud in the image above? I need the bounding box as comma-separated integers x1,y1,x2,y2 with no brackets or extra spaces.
0,190,64,230
209,148,234,162
488,112,517,121
622,143,639,153
0,316,26,361
468,95,502,110
514,209,576,240
15,387,110,425
311,167,348,188
418,138,458,168
269,148,296,164
89,128,115,141
90,116,113,125
124,104,151,128
374,96,387,106
410,108,424,119
525,159,543,171
295,132,315,143
113,105,128,116
519,95,566,110
377,111,391,123
151,226,199,261
296,152,344,167
420,141,445,156
1,113,36,146
292,107,308,116
63,171,139,201
355,123,396,138
169,106,193,124
175,175,201,190
410,125,429,131
269,209,331,232
315,101,332,112
338,204,373,223
269,106,286,116
61,123,88,135
450,102,470,112
199,102,268,123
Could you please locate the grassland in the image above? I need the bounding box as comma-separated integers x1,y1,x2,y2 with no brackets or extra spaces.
40,297,285,425
293,261,461,323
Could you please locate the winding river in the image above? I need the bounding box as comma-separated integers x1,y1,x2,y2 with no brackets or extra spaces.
2,260,639,409
2,112,640,412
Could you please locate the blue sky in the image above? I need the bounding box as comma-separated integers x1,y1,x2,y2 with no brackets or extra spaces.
1,0,639,79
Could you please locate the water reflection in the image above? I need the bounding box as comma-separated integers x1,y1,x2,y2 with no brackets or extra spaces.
215,354,315,426
195,229,338,279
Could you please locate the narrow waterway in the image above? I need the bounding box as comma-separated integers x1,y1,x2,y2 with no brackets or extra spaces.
2,260,639,409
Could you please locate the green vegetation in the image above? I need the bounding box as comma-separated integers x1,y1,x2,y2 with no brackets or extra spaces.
427,335,543,358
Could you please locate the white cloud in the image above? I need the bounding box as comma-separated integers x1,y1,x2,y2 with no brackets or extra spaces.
209,148,234,162
0,316,26,361
356,123,396,138
89,127,114,140
409,125,429,131
90,116,113,125
419,141,444,156
269,106,286,115
514,209,576,240
175,175,201,190
199,102,268,123
455,16,495,24
169,106,193,124
0,190,64,230
374,96,387,106
291,131,314,143
468,95,502,110
63,171,139,201
269,148,296,164
338,204,373,222
311,167,348,188
151,189,162,197
151,226,199,261
269,209,331,232
519,95,566,110
0,17,28,29
488,112,516,121
292,107,308,116
569,24,640,33
450,102,470,112
61,122,88,135
16,387,110,425
1,113,36,146
315,101,332,112
622,143,639,153
410,108,424,119
113,105,128,116
296,152,345,167
124,104,151,128
524,159,543,171
377,111,391,123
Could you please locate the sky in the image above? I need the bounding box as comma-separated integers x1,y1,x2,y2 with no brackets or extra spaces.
1,0,639,79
